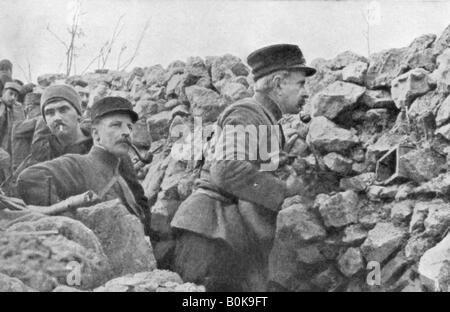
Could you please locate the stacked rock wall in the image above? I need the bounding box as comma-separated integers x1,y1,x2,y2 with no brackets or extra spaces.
5,23,450,292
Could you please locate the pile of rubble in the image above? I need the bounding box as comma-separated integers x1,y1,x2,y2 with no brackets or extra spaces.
2,24,450,292
0,201,204,292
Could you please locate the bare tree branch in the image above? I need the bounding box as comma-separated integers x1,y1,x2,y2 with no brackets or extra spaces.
118,18,150,71
46,25,69,49
82,14,126,73
117,44,127,71
46,0,84,76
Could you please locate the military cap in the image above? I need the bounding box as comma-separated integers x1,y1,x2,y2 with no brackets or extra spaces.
247,44,316,81
41,84,82,119
90,96,138,123
4,81,22,94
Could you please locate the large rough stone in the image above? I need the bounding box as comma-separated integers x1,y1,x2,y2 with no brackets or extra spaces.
94,270,205,292
365,34,436,89
390,68,435,109
185,85,226,122
329,51,368,70
219,81,251,102
0,232,111,291
409,201,433,233
165,73,185,99
423,201,450,237
408,90,444,121
306,116,359,153
210,54,249,84
337,247,364,277
304,58,342,106
323,152,353,175
433,24,450,56
404,234,435,261
0,272,36,292
361,90,395,109
142,152,168,200
276,203,327,246
412,173,450,198
295,243,326,264
144,65,167,86
342,61,368,85
419,231,450,291
402,34,437,72
400,147,446,183
340,173,376,192
76,200,156,278
316,190,359,228
185,56,210,86
435,95,450,127
134,99,159,118
6,216,104,255
390,200,414,224
342,224,368,245
365,47,408,89
360,222,407,264
431,49,450,95
146,110,172,141
131,118,152,149
310,81,366,119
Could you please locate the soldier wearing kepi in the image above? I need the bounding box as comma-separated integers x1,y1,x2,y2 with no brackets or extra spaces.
170,44,316,291
17,96,150,233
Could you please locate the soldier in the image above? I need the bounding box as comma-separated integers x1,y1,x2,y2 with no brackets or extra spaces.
0,59,13,93
28,84,92,167
17,96,150,233
170,44,316,291
0,81,25,182
11,92,42,173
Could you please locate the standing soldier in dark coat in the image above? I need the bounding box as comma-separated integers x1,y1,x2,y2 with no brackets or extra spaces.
17,97,150,233
170,44,316,291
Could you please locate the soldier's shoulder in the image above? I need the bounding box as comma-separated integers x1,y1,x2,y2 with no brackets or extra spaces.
218,97,266,125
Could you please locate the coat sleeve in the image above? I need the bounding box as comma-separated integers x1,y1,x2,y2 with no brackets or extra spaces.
209,105,287,211
17,156,86,206
29,117,53,164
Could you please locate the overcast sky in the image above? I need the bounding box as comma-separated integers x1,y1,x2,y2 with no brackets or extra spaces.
1,0,449,82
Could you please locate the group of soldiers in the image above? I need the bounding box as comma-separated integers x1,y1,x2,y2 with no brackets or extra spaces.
0,43,317,292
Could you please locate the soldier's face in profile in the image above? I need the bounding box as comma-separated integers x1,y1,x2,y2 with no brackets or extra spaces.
277,71,308,114
93,113,133,157
44,100,80,139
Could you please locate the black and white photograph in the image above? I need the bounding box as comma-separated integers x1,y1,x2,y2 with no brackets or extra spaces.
1,0,450,297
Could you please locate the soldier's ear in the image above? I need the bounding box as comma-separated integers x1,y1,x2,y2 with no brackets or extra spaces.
92,127,100,142
273,75,282,91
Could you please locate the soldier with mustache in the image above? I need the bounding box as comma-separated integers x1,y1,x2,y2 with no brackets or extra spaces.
171,44,316,291
17,96,150,234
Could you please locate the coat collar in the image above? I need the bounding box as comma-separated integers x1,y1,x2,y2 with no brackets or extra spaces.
253,91,283,122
